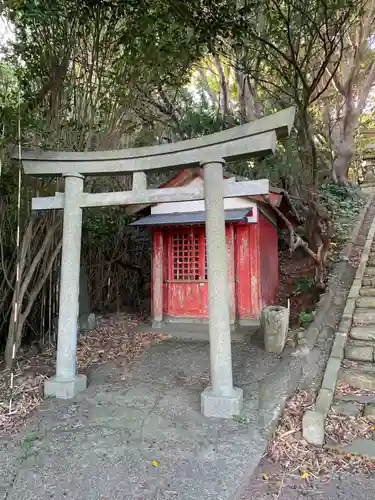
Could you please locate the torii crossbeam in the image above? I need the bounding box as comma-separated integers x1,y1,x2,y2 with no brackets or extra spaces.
12,107,295,418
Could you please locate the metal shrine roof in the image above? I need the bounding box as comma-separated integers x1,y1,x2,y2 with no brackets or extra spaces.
130,208,252,227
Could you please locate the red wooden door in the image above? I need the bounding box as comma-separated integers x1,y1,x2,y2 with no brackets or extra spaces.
166,227,208,318
165,226,236,321
235,223,261,320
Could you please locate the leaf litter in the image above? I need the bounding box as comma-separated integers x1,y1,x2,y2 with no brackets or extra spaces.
266,389,375,482
0,312,168,436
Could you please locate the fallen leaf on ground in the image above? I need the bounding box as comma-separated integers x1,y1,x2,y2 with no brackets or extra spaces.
267,389,375,478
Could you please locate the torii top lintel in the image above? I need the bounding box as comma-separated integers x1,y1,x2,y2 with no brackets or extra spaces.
13,107,295,177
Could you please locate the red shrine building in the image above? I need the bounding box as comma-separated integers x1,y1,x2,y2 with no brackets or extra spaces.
131,168,299,337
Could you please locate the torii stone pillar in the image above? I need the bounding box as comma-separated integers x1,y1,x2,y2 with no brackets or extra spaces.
201,160,243,417
13,106,296,413
44,173,87,398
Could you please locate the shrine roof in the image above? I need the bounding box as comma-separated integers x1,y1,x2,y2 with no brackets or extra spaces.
130,208,252,227
127,167,301,227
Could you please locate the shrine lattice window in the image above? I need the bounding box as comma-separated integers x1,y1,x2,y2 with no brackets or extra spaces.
171,229,207,280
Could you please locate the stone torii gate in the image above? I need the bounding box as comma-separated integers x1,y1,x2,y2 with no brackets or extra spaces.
13,107,295,418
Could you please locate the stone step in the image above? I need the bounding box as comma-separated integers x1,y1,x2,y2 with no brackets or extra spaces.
346,338,375,347
137,323,250,342
365,267,375,277
353,308,375,325
359,288,375,297
335,393,375,405
342,359,375,371
362,277,375,287
338,366,375,391
350,326,375,342
325,439,375,460
332,400,363,417
356,297,375,308
344,343,375,362
365,405,375,422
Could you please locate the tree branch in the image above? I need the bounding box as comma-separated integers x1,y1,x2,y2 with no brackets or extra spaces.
264,195,319,262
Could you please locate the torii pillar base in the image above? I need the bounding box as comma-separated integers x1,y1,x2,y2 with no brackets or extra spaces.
45,374,87,400
201,386,243,418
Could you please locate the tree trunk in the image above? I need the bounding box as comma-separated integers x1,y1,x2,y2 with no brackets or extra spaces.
4,236,62,368
213,55,230,120
235,70,261,123
332,145,353,183
332,108,359,183
323,6,375,183
297,111,319,188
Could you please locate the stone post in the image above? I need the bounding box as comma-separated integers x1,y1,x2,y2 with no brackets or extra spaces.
44,173,87,399
200,160,243,418
262,305,289,354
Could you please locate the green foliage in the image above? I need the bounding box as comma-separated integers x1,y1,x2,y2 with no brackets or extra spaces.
319,183,367,246
232,414,250,425
250,137,302,184
231,0,361,104
176,97,225,139
0,61,19,129
292,277,314,296
3,0,236,152
83,208,131,243
0,168,18,197
299,310,314,324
